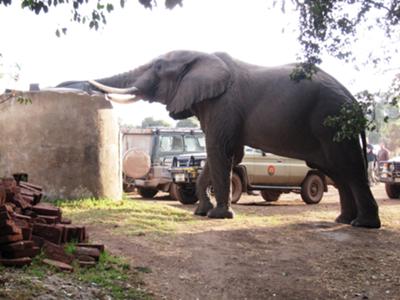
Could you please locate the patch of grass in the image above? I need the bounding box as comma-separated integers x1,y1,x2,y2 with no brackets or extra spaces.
64,242,77,255
74,250,151,300
23,251,47,279
55,198,199,236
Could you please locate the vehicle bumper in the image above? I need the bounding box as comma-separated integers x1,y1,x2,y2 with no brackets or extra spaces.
134,178,171,188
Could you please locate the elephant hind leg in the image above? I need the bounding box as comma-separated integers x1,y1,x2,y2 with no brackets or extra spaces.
332,178,358,225
306,161,357,224
318,140,380,228
194,162,214,216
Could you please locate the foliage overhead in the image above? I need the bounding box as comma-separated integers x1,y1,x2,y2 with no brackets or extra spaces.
141,116,171,128
1,1,398,62
175,117,199,128
0,0,399,142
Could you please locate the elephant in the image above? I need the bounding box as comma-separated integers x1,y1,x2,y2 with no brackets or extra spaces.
58,50,381,228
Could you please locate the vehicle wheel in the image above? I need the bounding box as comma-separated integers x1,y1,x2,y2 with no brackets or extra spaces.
123,183,135,193
138,188,158,199
261,190,281,202
301,174,324,204
385,183,400,199
176,186,199,204
169,183,179,200
231,173,243,204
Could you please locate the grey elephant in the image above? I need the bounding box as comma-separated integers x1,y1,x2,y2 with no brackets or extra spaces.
58,50,380,228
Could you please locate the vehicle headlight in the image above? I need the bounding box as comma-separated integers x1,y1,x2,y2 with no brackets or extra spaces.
200,160,206,168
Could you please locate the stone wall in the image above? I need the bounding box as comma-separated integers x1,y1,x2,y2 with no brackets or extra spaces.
0,90,122,200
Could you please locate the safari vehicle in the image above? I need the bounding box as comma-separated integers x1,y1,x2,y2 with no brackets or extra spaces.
378,156,400,199
122,127,205,198
170,147,331,205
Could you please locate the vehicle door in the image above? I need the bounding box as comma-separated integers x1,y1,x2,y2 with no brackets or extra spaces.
242,148,292,186
286,157,309,185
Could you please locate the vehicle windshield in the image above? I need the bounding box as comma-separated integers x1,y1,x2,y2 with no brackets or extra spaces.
122,134,153,155
184,135,205,152
159,135,184,153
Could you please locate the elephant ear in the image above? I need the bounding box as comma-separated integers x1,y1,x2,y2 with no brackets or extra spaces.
166,54,231,115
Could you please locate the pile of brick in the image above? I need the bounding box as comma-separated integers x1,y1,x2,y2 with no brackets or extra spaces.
0,176,104,271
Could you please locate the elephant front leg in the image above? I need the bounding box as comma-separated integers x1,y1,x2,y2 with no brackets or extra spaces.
206,147,235,219
194,162,214,216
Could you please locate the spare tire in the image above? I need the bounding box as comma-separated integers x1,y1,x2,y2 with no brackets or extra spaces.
123,149,151,179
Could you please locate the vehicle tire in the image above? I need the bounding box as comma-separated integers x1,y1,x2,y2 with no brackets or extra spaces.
176,186,199,204
138,188,158,199
123,183,135,193
231,173,243,204
261,190,281,202
385,183,400,199
301,174,324,204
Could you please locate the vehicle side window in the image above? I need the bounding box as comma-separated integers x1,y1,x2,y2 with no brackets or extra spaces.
184,135,205,152
159,135,184,153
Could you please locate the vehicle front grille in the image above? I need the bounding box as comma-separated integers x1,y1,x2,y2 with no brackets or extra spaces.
394,162,400,171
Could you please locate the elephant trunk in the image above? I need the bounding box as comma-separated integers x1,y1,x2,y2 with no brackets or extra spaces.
89,80,138,95
89,63,152,104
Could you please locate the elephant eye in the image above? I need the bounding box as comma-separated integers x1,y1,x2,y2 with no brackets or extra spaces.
154,60,163,72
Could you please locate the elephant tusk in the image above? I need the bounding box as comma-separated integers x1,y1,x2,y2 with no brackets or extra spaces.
105,93,138,104
89,80,138,94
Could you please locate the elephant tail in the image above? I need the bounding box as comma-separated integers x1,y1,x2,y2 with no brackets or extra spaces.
360,130,368,178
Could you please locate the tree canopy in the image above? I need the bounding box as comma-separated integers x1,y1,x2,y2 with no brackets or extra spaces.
1,0,399,146
176,117,199,128
141,117,171,128
1,0,398,66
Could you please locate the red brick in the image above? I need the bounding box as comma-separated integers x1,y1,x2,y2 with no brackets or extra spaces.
74,246,100,260
0,257,31,267
13,213,32,222
63,225,81,243
76,243,105,253
2,246,40,259
1,177,16,189
19,181,42,192
0,211,11,225
32,223,63,244
0,233,23,245
10,195,31,210
42,241,74,265
0,240,34,252
31,203,61,217
21,227,32,240
78,261,96,268
60,218,72,225
0,223,22,236
31,235,45,248
23,209,38,218
43,258,73,272
36,215,59,224
34,217,47,224
0,186,5,205
13,218,29,229
75,254,95,262
21,194,35,204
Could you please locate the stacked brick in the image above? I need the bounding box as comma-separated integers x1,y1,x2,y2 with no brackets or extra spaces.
0,177,104,270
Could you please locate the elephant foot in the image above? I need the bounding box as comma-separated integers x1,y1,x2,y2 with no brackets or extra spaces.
207,207,235,219
351,216,381,229
194,201,214,216
335,213,356,225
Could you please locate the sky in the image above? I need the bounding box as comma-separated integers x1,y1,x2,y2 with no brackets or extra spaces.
0,0,398,126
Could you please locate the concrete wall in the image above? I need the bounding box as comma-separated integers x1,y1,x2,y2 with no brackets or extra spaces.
0,90,122,200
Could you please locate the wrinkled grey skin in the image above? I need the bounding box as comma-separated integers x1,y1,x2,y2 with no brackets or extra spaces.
58,50,380,228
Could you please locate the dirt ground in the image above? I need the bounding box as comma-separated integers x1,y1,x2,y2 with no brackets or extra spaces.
89,184,400,300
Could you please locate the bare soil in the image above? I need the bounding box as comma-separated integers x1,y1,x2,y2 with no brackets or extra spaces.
89,184,400,300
